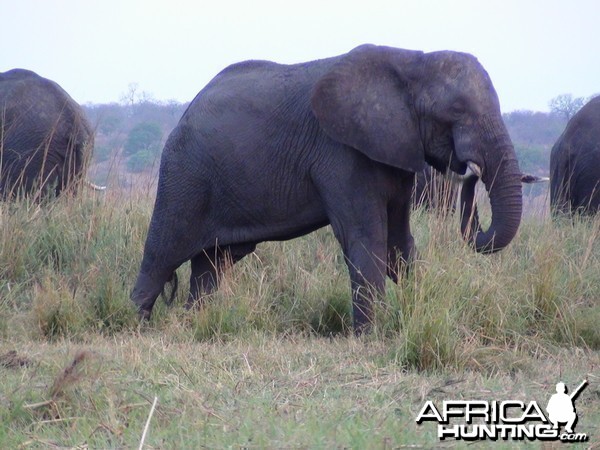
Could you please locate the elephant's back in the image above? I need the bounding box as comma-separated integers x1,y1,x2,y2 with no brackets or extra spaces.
1,69,66,102
551,99,600,173
0,69,93,166
1,69,80,112
0,68,40,82
0,69,90,137
181,56,342,125
558,97,600,152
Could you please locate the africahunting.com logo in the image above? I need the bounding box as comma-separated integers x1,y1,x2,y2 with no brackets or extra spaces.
416,379,589,443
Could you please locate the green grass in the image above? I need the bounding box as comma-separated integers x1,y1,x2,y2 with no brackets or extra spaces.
0,189,598,448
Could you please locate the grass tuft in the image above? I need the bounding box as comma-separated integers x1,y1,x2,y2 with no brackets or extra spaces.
32,272,88,340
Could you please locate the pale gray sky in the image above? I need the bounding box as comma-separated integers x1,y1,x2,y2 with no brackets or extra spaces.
2,0,598,112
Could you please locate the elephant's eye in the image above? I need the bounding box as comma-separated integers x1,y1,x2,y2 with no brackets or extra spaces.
450,101,466,115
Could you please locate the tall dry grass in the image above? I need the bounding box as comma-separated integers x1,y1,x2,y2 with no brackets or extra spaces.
0,183,597,372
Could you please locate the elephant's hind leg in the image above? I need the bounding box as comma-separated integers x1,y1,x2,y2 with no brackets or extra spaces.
387,190,417,283
187,243,256,308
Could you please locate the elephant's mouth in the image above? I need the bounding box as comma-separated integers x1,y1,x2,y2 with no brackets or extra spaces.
424,134,468,175
456,160,482,180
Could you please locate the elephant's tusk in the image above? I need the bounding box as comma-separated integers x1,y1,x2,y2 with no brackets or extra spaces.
84,180,107,191
520,174,549,183
466,161,482,178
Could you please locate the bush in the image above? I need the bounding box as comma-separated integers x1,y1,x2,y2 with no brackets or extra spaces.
123,122,162,156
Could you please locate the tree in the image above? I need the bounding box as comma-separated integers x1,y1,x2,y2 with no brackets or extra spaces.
503,110,566,146
120,82,139,112
549,94,585,120
98,114,123,135
124,122,162,156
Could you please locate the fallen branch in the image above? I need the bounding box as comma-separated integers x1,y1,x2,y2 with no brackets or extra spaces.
138,396,158,450
23,400,55,410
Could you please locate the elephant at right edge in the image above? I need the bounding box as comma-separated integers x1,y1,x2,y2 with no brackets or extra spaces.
550,96,600,216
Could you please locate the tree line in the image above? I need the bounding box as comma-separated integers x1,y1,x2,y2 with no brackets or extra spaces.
83,92,590,185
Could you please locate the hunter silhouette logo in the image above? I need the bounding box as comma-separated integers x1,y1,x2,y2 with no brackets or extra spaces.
415,378,590,442
546,379,587,434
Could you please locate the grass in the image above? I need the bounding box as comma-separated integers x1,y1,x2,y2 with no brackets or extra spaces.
0,187,599,448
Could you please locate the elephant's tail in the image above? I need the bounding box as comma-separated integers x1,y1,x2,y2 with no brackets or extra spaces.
160,271,179,306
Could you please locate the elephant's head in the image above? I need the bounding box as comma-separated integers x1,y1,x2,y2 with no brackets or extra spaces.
311,44,522,253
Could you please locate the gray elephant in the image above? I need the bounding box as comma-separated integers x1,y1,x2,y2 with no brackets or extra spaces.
550,96,600,216
131,44,524,331
0,69,95,199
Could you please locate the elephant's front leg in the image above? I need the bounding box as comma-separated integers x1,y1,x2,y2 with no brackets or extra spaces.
330,215,388,333
132,269,175,320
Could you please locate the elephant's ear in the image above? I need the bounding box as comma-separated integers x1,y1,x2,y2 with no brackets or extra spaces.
311,45,426,172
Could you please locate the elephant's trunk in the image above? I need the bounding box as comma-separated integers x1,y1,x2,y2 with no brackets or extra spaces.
460,118,523,253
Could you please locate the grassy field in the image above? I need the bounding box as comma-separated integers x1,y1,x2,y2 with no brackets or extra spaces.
0,188,598,448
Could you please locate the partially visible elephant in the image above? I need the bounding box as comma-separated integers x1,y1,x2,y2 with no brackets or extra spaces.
413,165,459,213
131,44,524,331
0,69,95,199
550,96,600,216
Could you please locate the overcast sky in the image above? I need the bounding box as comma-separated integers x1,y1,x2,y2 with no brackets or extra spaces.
2,0,598,112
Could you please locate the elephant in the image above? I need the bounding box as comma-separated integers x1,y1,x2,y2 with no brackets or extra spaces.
550,96,600,216
131,44,524,332
0,69,95,199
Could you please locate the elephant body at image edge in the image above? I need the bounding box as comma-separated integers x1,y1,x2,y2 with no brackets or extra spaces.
550,96,600,216
0,69,95,199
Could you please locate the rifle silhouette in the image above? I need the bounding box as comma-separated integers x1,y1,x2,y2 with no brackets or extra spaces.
570,379,588,401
